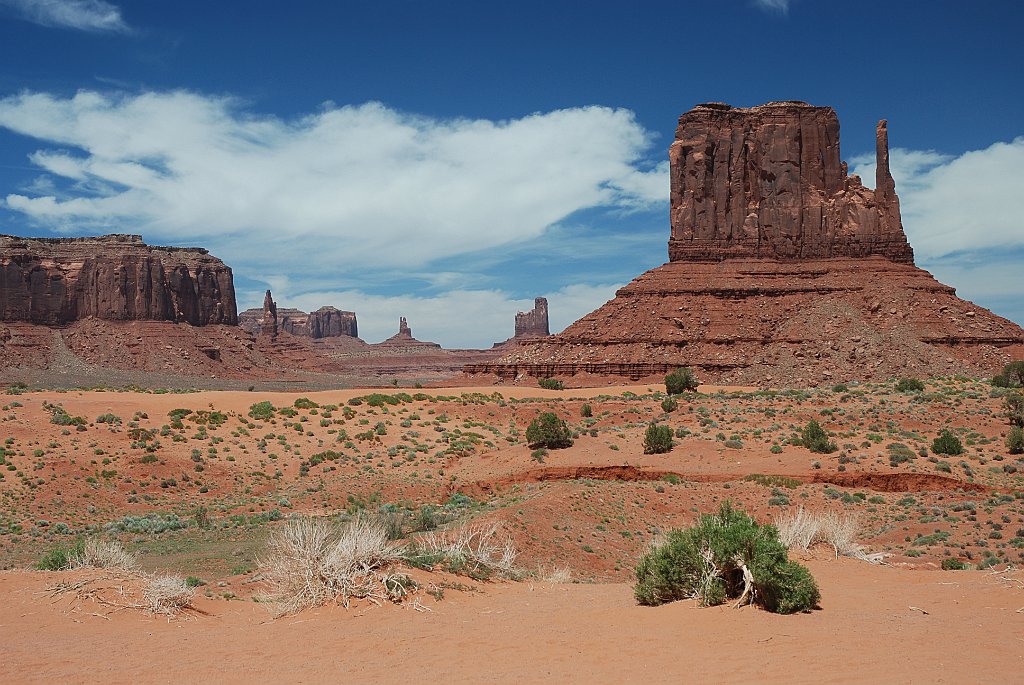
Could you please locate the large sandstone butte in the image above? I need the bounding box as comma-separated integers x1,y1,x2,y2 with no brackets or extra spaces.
0,234,236,326
467,101,1024,385
515,297,550,338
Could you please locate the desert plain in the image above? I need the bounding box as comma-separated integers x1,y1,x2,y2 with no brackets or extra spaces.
0,379,1021,683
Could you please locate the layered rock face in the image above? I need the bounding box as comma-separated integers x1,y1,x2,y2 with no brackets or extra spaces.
0,234,237,326
468,102,1024,384
668,102,913,263
515,298,550,338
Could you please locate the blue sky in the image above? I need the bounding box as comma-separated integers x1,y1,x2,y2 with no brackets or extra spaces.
0,0,1022,346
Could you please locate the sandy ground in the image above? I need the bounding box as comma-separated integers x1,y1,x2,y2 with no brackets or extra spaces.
1,557,1021,684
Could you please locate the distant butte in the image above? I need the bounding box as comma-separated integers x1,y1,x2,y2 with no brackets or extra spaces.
467,101,1024,385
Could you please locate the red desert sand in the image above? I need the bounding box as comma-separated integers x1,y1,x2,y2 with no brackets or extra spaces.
1,558,1022,684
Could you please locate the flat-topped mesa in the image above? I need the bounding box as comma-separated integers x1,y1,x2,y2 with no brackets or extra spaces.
515,297,550,338
668,101,914,264
0,234,237,326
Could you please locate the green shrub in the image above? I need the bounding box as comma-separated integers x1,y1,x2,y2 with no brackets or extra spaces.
831,384,849,393
538,378,564,390
248,401,275,420
932,429,964,456
1006,426,1024,455
580,403,593,418
643,424,673,454
896,377,925,392
661,397,678,413
634,502,819,614
992,360,1024,388
294,397,319,409
1005,393,1024,427
665,367,699,395
799,420,837,454
526,412,573,449
35,540,85,570
941,558,969,571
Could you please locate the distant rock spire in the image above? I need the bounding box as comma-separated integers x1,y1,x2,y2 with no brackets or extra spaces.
261,289,278,339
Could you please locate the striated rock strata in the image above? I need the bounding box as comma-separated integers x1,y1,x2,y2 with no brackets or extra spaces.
0,234,236,326
468,102,1024,384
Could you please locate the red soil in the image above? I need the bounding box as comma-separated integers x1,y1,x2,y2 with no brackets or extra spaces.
1,558,1021,684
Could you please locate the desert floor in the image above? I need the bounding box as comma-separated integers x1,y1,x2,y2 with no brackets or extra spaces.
1,380,1022,682
2,558,1022,684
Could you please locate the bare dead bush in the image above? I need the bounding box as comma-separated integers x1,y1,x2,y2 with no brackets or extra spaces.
259,514,403,615
418,522,519,579
774,507,875,561
144,574,196,615
70,538,138,572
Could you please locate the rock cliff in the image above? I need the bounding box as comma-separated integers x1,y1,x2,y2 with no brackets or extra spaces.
0,234,236,326
668,102,913,263
468,102,1024,384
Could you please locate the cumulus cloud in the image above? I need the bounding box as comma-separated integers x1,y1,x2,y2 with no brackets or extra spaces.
751,0,791,14
0,90,667,277
849,138,1024,260
269,282,623,349
0,0,130,33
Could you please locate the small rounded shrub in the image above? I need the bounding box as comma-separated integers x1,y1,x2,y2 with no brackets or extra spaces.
932,429,964,456
665,367,699,395
634,502,819,614
643,424,673,454
538,378,564,391
800,420,837,454
526,412,573,449
580,403,593,418
661,397,678,413
941,558,969,571
896,377,925,392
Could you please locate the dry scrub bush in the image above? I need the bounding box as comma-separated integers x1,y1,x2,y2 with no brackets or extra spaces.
774,507,875,561
415,522,519,580
71,538,138,572
259,514,403,616
144,575,196,615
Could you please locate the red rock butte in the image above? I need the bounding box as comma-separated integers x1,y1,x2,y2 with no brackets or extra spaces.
0,234,236,326
467,101,1024,385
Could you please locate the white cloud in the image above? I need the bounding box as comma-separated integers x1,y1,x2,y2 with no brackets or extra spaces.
261,282,623,349
849,138,1024,260
0,90,667,277
752,0,791,14
0,0,130,33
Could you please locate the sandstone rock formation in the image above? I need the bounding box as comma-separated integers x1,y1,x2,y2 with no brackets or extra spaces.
515,298,550,338
239,302,358,339
379,317,441,348
261,290,278,339
0,234,237,326
468,102,1024,385
667,102,913,263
